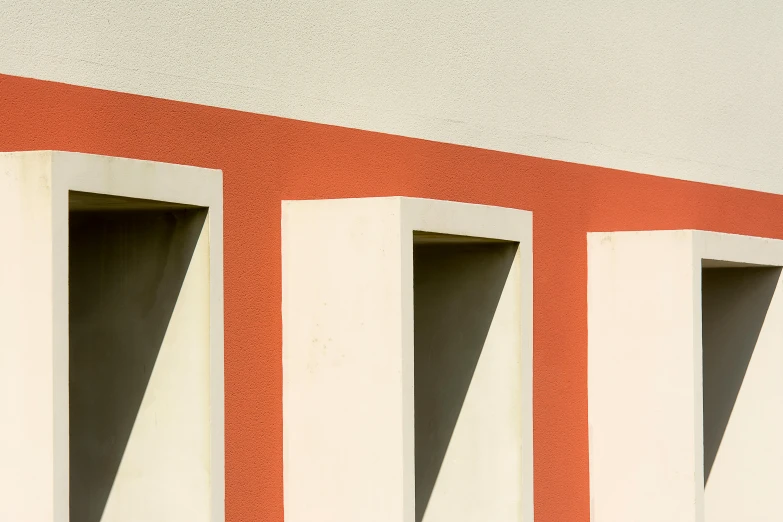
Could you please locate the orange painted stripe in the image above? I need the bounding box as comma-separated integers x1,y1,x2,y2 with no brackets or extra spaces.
3,72,783,522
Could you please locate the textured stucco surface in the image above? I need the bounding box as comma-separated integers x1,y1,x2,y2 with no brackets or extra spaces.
4,74,783,521
0,1,781,190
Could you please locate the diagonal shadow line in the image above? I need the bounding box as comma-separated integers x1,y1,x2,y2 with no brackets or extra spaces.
68,204,207,522
413,240,517,522
702,266,781,483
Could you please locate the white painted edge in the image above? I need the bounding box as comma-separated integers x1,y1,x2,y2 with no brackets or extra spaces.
0,150,225,522
592,229,783,267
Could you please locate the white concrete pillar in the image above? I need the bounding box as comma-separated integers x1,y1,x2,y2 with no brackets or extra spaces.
588,230,783,522
0,151,224,522
282,197,533,522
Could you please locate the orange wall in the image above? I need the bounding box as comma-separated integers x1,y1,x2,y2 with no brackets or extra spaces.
3,73,783,522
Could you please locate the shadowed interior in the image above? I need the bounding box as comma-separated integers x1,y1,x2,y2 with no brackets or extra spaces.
413,234,517,522
702,266,781,483
68,192,206,522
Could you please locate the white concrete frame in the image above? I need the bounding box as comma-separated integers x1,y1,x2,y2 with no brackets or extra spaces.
282,197,533,522
588,230,783,522
0,151,224,522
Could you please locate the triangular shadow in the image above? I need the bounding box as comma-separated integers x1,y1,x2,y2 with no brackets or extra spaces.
68,204,207,522
413,240,517,522
702,266,781,483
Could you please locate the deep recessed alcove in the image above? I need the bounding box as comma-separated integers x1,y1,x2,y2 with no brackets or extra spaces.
413,233,521,522
701,263,783,522
68,192,209,522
